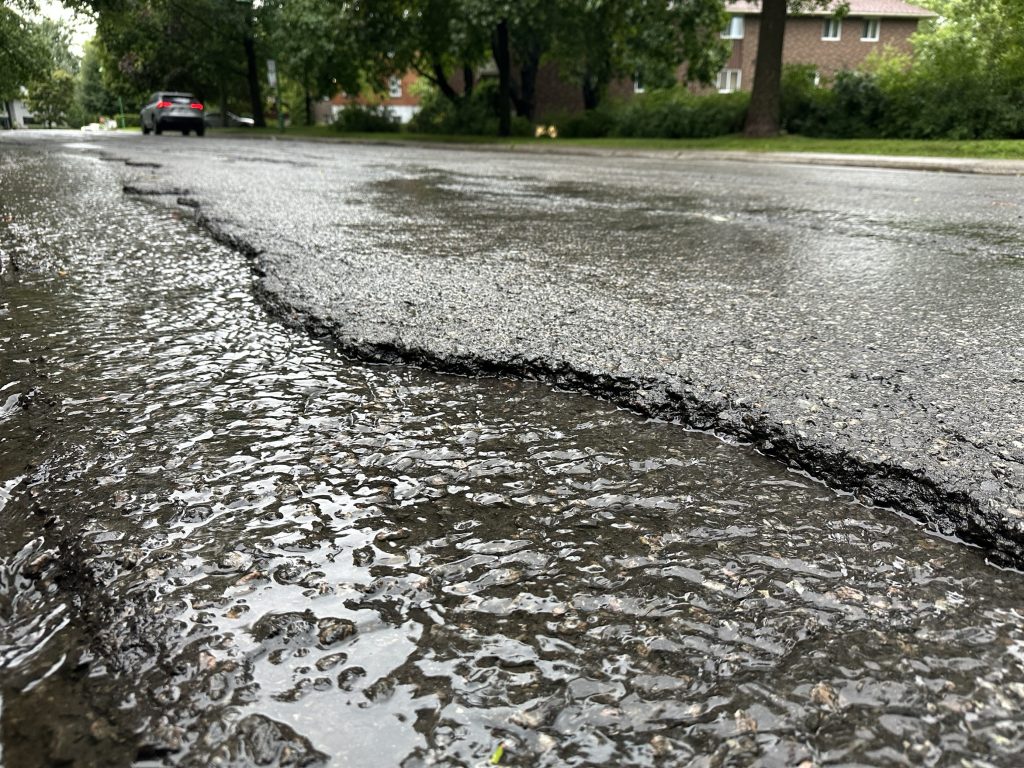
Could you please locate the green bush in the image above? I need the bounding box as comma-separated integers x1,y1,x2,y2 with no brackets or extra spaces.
554,106,616,138
612,88,749,139
409,81,540,137
874,52,1024,139
411,84,493,135
826,71,886,138
332,104,400,133
781,49,1024,140
780,64,832,135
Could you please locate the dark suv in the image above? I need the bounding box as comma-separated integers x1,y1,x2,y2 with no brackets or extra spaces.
141,92,205,136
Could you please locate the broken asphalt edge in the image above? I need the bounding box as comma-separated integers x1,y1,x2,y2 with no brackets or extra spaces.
117,169,1024,570
194,131,1024,177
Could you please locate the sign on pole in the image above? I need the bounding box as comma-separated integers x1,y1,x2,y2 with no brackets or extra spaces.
267,59,277,88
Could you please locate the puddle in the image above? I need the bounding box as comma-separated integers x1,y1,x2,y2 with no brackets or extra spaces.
2,144,1024,766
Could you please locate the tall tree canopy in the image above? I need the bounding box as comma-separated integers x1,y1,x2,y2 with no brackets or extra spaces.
54,0,731,135
1,2,53,104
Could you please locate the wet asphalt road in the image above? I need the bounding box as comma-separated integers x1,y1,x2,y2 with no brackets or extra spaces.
4,130,1024,564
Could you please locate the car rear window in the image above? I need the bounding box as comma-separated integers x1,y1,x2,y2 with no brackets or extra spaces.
168,96,195,104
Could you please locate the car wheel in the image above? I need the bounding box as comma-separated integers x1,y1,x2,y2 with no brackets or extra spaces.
196,126,205,137
142,123,151,135
181,129,190,136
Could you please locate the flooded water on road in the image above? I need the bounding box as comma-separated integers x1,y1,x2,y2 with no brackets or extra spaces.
3,144,1024,767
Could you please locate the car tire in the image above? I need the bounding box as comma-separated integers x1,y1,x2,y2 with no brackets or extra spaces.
196,126,205,137
142,123,151,135
154,121,163,135
181,129,189,136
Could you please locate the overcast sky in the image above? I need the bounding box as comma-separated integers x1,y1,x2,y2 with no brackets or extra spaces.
39,0,96,57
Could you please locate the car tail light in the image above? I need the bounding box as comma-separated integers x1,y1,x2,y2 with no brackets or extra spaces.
190,103,203,110
156,100,172,108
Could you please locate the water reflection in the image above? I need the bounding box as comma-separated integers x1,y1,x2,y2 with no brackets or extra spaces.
2,146,1024,766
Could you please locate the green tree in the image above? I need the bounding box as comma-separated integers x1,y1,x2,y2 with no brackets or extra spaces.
552,0,727,110
875,0,1024,137
27,68,76,125
1,2,52,125
76,38,119,120
263,0,361,125
76,0,269,124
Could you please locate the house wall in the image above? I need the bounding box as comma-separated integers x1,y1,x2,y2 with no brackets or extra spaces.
328,71,422,124
724,15,921,90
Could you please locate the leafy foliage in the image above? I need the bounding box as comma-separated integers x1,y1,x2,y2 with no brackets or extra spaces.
613,88,749,138
554,88,749,139
26,68,76,125
0,4,53,101
409,79,531,135
332,104,400,133
551,0,727,109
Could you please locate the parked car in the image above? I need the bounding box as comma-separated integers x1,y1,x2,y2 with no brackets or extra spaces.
141,92,205,136
203,111,255,128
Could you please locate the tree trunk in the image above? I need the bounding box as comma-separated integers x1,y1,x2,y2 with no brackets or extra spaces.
462,64,474,98
511,43,541,122
304,83,312,126
744,0,787,137
243,32,266,128
432,62,460,103
494,19,511,136
581,72,600,111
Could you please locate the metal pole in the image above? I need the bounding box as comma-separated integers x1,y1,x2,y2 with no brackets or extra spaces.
119,97,125,128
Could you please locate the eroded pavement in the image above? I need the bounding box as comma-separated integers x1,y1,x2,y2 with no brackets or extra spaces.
3,132,1024,766
31,130,1024,563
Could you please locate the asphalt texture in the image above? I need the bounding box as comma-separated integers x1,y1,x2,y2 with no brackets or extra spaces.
7,130,1024,563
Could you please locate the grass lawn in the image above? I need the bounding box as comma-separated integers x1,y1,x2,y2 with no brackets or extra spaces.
205,125,1024,160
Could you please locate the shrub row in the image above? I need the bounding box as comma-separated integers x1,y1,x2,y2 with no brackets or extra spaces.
557,89,749,139
781,63,1024,140
332,104,401,133
409,80,532,136
332,60,1024,141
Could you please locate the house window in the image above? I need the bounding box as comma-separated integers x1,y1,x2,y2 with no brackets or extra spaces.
862,18,880,41
716,69,742,93
388,76,403,98
721,15,744,39
822,18,841,40
633,72,644,94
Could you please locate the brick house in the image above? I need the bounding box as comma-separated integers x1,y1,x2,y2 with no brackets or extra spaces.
318,71,422,124
715,0,936,93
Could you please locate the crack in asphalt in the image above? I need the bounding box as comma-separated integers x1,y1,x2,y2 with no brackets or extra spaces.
107,142,1024,567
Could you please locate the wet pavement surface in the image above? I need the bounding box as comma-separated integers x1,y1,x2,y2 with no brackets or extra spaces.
7,130,1020,563
2,133,1024,766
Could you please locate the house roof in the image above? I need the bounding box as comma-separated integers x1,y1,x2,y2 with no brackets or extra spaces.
724,0,937,18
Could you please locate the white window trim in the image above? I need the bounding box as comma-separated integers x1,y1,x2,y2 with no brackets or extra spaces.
716,69,742,93
861,18,880,41
822,18,842,41
721,15,744,40
388,76,403,98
